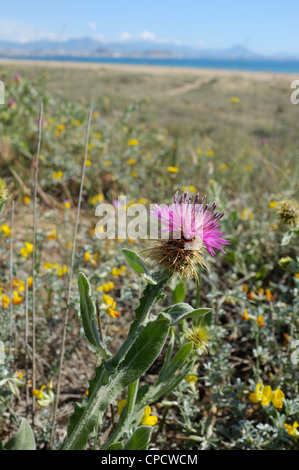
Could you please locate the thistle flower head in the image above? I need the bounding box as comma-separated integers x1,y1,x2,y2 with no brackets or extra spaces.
149,191,229,279
278,199,299,227
185,324,210,354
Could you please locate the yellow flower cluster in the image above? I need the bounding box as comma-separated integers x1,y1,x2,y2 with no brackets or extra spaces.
167,166,179,173
22,195,31,205
1,293,10,309
127,139,139,146
126,158,136,165
20,241,33,258
241,309,265,327
117,399,158,426
1,224,11,238
83,252,98,266
249,382,284,408
102,294,120,318
43,262,68,277
52,170,63,180
97,281,115,293
47,229,58,240
284,421,299,438
32,380,54,407
90,193,104,205
112,266,127,276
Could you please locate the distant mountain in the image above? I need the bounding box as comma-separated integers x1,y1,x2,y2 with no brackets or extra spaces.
0,37,296,60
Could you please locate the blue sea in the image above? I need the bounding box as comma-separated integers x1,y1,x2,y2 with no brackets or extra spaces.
1,55,299,74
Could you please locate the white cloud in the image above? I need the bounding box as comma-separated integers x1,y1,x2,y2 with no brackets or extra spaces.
119,31,170,44
138,31,156,41
89,22,97,30
119,32,133,41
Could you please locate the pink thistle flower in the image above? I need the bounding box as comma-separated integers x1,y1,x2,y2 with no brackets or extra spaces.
8,98,16,108
151,190,229,256
13,73,21,82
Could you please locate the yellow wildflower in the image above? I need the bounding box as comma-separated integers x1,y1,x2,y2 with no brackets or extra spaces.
205,150,215,157
242,308,250,320
241,209,253,221
186,375,198,384
231,97,240,103
2,294,10,309
284,421,299,438
219,163,228,171
84,252,91,262
25,242,33,254
103,294,114,307
32,382,54,407
90,193,104,205
20,241,34,259
107,304,120,318
249,383,272,406
167,166,179,173
112,266,126,276
126,158,136,165
127,139,139,146
47,229,58,240
97,281,115,293
52,170,63,180
249,383,284,408
140,406,158,426
22,195,31,205
266,289,275,302
257,315,265,327
1,224,11,237
12,291,23,305
272,389,285,409
269,201,278,208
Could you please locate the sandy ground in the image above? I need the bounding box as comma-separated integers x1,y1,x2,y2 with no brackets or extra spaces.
0,58,297,81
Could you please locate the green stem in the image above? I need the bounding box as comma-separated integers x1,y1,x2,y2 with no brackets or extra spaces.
108,273,170,370
101,379,139,449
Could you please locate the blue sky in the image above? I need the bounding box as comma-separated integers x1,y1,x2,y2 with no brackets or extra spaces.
0,0,296,55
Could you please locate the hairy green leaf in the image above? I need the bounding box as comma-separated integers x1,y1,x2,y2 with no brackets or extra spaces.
78,273,111,358
164,302,211,325
122,249,149,274
124,426,153,450
4,418,36,450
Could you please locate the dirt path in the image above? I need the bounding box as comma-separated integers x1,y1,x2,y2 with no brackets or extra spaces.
162,77,211,97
